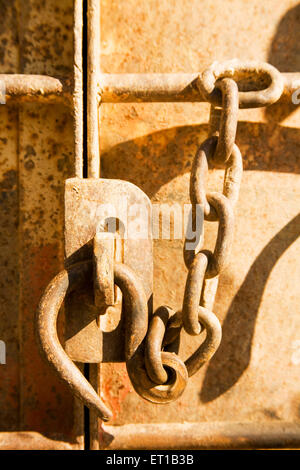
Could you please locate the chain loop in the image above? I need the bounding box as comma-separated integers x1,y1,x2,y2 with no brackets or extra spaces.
145,305,175,384
132,350,188,403
205,192,234,278
189,136,242,224
189,136,217,221
182,191,234,335
144,306,221,382
184,306,222,377
117,264,189,404
182,251,208,335
197,59,284,108
222,144,243,208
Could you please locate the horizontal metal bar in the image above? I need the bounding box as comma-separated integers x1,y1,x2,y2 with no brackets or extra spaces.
101,421,300,450
2,72,299,106
99,72,300,103
0,74,72,104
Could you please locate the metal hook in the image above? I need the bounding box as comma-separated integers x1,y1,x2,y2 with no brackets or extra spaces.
36,259,113,421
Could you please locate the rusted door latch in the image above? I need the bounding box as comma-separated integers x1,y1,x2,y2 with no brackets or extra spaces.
64,178,153,364
36,59,285,422
37,177,153,421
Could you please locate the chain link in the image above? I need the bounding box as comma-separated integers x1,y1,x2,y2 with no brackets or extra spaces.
197,59,284,108
213,78,239,164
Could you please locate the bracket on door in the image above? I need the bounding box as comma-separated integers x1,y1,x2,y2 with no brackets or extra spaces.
64,177,153,363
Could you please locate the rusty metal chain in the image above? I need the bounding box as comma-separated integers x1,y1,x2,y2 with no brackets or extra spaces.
139,60,284,403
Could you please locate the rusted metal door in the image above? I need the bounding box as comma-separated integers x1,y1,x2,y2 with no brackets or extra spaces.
0,0,300,450
0,0,82,450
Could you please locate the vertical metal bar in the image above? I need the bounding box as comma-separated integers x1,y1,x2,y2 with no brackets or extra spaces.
87,0,101,448
87,0,100,178
74,0,84,178
73,0,85,448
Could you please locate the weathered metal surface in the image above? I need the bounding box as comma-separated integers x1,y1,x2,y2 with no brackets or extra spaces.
0,107,19,430
100,422,300,450
98,72,300,103
0,0,21,432
64,177,153,363
18,0,80,438
0,0,83,448
99,0,300,437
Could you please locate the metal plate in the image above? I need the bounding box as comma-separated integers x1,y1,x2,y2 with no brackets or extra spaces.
64,177,153,363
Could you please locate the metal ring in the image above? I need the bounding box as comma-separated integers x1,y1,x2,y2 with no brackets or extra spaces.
131,351,188,404
197,60,284,108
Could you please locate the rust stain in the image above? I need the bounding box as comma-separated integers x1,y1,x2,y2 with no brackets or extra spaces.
21,243,74,434
102,363,132,418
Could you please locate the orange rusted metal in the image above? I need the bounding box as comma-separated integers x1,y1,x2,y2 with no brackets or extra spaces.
0,0,83,449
